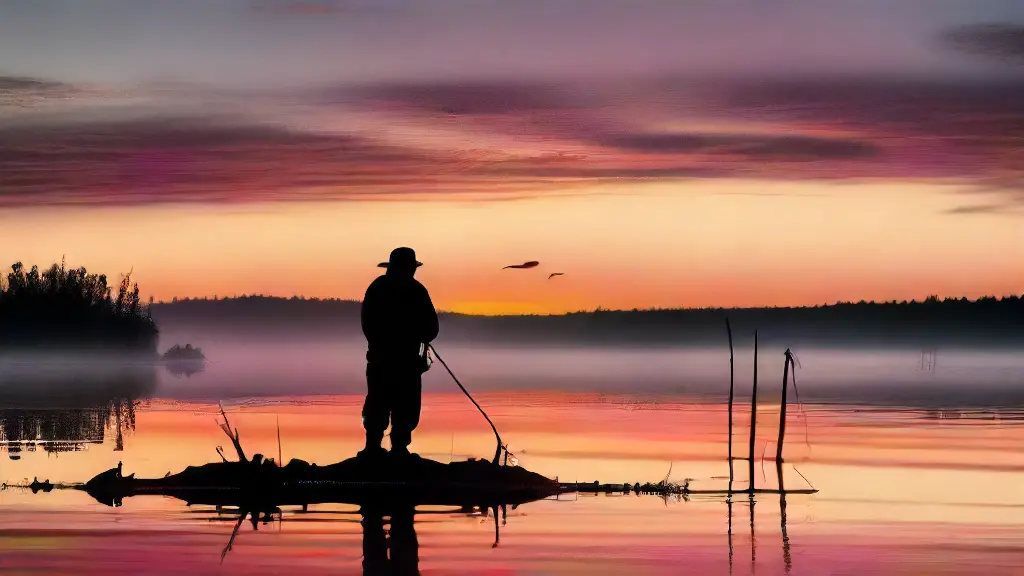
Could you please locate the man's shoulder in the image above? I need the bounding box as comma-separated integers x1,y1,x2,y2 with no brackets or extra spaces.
364,274,388,297
366,274,429,295
411,278,431,295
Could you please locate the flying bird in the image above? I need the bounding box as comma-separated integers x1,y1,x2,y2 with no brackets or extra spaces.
503,261,539,270
548,272,564,279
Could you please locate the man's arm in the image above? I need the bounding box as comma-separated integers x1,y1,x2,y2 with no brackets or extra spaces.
361,281,379,342
420,286,439,343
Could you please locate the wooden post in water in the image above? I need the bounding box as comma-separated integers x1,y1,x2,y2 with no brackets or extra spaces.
726,318,735,489
748,330,758,492
777,349,794,572
776,349,792,466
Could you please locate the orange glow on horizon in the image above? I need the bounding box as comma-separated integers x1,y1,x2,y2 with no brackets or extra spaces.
0,180,1020,314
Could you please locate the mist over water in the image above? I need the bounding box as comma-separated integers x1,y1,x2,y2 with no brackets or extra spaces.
0,333,1019,409
142,334,1024,408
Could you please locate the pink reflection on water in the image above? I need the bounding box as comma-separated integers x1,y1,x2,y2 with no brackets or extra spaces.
2,393,1024,574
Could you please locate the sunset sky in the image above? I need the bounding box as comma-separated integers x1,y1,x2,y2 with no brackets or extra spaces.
1,0,1022,314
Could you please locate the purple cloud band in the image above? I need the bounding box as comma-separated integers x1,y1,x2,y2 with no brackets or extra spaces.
1,74,1022,211
943,24,1024,62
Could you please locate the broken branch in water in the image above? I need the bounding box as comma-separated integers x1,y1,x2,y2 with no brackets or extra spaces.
277,415,283,467
793,466,816,491
217,402,247,463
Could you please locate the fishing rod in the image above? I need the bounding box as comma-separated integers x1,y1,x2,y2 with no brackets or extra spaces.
427,344,504,466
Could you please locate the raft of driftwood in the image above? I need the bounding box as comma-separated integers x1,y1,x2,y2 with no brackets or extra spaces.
66,406,561,510
81,454,562,509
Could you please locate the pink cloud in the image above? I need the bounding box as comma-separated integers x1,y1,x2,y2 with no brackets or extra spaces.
1,76,1022,209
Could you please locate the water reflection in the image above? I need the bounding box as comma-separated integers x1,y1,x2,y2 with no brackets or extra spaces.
202,501,508,575
0,361,156,458
0,399,138,459
360,506,504,576
361,508,419,576
722,483,795,574
164,360,206,378
2,393,1023,574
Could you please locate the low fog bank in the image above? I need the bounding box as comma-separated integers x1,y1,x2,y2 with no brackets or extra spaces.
0,351,157,408
2,337,1021,409
148,335,1024,409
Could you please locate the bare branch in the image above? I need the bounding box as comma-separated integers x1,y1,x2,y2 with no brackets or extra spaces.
217,402,247,462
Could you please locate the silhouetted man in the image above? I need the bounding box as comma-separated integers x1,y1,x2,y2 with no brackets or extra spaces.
359,247,439,458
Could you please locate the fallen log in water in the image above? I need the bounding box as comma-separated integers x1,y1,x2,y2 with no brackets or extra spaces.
7,450,560,562
9,468,817,508
80,453,563,509
64,403,563,509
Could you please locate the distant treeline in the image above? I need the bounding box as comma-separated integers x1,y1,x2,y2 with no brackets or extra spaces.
151,294,1024,348
448,295,1024,348
152,295,362,333
12,262,1020,351
0,261,158,352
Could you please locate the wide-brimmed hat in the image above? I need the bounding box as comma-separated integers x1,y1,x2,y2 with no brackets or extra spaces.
378,247,423,268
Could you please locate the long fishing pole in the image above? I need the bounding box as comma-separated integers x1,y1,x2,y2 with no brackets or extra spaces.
427,344,503,466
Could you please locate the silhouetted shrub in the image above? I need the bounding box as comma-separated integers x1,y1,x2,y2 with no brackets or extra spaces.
162,343,205,361
0,261,158,352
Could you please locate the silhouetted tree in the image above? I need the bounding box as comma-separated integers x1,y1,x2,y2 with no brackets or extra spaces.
0,261,158,352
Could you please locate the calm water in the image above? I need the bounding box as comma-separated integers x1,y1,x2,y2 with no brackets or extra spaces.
2,346,1024,574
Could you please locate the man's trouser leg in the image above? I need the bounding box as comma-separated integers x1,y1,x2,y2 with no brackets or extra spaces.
389,370,422,452
362,363,390,449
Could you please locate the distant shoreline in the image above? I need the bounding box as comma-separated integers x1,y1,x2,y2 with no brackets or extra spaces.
151,295,1024,349
150,293,1024,316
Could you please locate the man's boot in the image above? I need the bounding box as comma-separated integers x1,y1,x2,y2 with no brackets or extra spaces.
389,430,417,459
357,431,387,459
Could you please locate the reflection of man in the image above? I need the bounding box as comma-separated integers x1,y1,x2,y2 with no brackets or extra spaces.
359,247,439,458
361,508,420,576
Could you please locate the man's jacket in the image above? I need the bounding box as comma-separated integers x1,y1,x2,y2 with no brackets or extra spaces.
361,273,439,365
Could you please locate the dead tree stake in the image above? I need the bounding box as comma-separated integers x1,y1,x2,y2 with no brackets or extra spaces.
726,318,735,491
748,330,758,492
776,349,792,466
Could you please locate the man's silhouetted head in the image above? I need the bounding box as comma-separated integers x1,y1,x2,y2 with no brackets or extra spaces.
378,247,422,278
